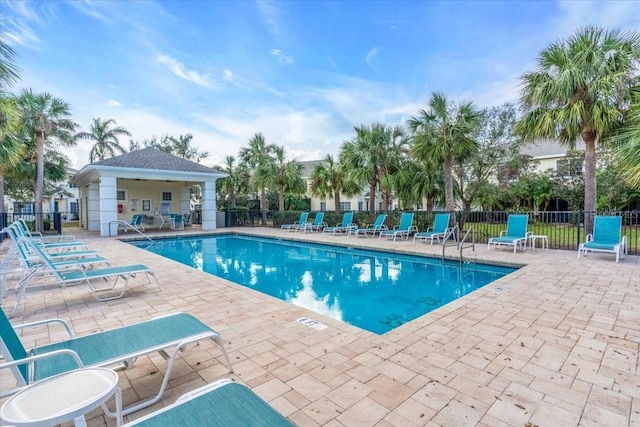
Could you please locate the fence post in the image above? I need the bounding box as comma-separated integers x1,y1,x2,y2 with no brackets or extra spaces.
576,210,582,250
53,212,62,234
0,212,6,242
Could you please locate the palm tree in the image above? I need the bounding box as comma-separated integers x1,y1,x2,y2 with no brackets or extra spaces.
515,26,640,233
0,24,20,92
309,154,359,213
260,146,305,211
239,132,275,214
408,93,482,212
378,124,409,211
169,134,209,162
216,155,245,208
76,118,130,163
611,86,640,187
340,123,397,214
16,89,76,231
0,96,24,213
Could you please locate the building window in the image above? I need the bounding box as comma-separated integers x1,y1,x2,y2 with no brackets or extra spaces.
320,202,326,211
70,201,79,215
116,190,127,201
557,158,583,177
358,201,363,211
161,191,173,202
142,199,151,212
13,202,34,214
339,202,351,211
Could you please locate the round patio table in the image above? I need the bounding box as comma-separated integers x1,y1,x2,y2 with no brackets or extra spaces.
0,367,123,427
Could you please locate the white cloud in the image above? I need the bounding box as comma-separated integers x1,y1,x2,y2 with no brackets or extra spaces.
256,0,281,34
2,18,41,48
365,47,380,69
65,1,111,23
107,100,121,107
156,55,214,88
269,49,294,64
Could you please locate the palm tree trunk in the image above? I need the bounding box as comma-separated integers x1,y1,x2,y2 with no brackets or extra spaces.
0,169,5,214
230,189,236,208
35,133,45,232
443,153,454,212
369,182,376,214
334,191,341,213
583,134,597,235
278,184,285,211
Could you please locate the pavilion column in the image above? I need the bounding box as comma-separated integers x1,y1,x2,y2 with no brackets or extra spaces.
180,186,190,214
98,176,118,236
87,183,101,232
201,180,217,230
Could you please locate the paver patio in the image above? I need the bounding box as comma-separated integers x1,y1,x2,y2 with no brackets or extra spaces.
1,226,638,426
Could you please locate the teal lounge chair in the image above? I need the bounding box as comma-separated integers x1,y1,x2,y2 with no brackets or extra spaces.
0,311,233,416
10,223,88,253
2,228,109,272
413,213,451,244
122,379,293,426
379,212,416,241
578,215,627,262
10,239,159,317
281,212,309,231
303,212,327,233
322,212,356,235
16,218,76,242
487,214,529,253
352,214,388,238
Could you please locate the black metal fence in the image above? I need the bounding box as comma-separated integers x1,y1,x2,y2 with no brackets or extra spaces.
0,212,79,241
222,208,640,255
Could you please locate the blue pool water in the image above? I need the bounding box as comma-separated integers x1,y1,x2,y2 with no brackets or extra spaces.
131,235,516,334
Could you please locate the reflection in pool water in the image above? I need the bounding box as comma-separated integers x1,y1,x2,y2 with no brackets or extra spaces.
132,235,516,334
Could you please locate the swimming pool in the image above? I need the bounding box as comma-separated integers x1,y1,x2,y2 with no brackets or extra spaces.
131,235,516,334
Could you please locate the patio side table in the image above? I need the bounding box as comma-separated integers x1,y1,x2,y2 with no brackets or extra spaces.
0,367,123,427
528,234,549,251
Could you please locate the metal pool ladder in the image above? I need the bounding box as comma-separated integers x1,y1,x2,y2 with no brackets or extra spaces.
441,225,475,263
108,220,154,242
458,226,475,263
441,225,459,260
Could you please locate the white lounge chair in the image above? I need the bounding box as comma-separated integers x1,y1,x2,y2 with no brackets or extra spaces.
379,212,416,241
578,215,627,262
487,214,529,253
10,239,159,317
122,379,292,426
0,310,233,416
303,212,327,233
323,212,356,235
413,213,451,244
352,214,388,238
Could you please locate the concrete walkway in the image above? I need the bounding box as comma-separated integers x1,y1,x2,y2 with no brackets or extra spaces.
1,226,638,426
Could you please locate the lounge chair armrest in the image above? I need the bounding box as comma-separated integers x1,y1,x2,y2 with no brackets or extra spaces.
499,230,506,237
0,349,85,398
176,378,234,403
426,226,434,232
622,235,627,253
0,348,84,371
585,233,593,243
12,318,75,338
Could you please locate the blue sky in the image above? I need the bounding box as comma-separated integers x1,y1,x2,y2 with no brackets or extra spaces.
3,0,639,169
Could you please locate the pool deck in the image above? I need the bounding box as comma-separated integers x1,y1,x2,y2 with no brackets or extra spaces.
1,226,639,426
